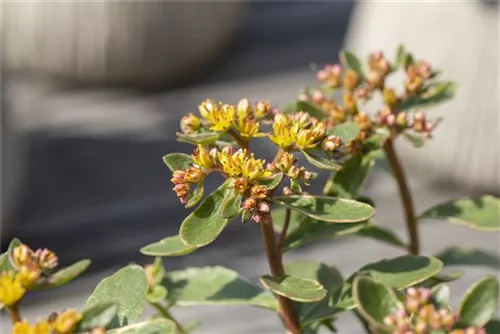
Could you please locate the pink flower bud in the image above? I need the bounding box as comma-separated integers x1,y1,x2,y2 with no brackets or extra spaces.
251,213,261,223
386,114,396,126
258,202,270,213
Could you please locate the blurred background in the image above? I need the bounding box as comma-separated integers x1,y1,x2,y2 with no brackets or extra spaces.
1,1,498,333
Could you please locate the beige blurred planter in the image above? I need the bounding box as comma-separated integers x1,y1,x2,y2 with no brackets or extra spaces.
2,2,247,87
345,2,499,192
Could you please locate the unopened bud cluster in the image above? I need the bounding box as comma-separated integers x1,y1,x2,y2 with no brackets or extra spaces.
310,49,444,147
0,244,59,307
382,287,485,334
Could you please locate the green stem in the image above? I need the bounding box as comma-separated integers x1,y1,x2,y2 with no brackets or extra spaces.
151,302,187,334
383,138,420,255
7,303,21,324
260,213,302,334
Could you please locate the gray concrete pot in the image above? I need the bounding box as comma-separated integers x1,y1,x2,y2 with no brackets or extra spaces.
2,2,248,87
345,2,499,192
1,96,26,238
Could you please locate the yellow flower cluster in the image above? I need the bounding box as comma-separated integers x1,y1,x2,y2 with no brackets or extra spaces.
0,271,25,307
217,149,272,181
180,98,270,140
269,112,327,150
0,245,59,307
11,310,84,334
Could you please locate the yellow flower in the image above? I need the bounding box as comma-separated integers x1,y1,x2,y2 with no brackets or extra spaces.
270,122,298,149
12,320,33,334
180,113,202,134
254,101,271,119
53,309,83,334
17,262,41,288
354,112,372,132
0,271,25,307
295,129,318,150
235,117,265,140
198,99,235,132
275,152,295,173
236,98,252,119
217,149,271,180
192,145,213,169
13,244,33,268
10,320,50,334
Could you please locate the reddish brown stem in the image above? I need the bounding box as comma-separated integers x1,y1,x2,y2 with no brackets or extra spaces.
383,138,420,255
260,214,302,334
8,303,21,324
278,208,291,252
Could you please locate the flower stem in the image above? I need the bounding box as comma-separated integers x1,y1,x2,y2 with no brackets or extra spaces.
8,303,21,324
227,128,249,151
278,208,291,251
151,302,187,334
383,138,420,255
260,213,302,334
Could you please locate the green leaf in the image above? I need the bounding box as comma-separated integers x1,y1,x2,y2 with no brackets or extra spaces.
296,101,329,120
301,150,342,171
222,185,243,219
354,224,407,249
404,53,414,69
161,266,277,310
274,195,375,223
180,179,234,247
393,45,406,69
260,275,326,302
396,81,457,110
323,153,374,198
33,259,91,290
282,216,366,252
435,246,500,269
419,195,500,231
146,285,168,304
140,235,197,257
430,284,450,308
162,153,193,172
485,319,500,334
402,132,424,148
363,129,390,151
353,276,403,331
459,276,499,327
107,319,175,334
176,132,220,145
76,302,118,331
0,238,21,272
301,255,442,325
284,261,343,316
419,270,465,288
259,173,283,190
325,122,360,144
185,182,204,209
339,50,364,77
85,265,149,328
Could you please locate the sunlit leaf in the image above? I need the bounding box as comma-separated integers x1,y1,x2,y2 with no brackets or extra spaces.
459,276,499,327
141,235,196,257
260,275,326,302
85,265,148,328
162,153,193,172
161,266,277,310
274,195,375,223
435,246,500,269
301,150,342,171
323,153,374,198
353,276,403,331
180,179,233,247
33,259,91,290
420,195,500,231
